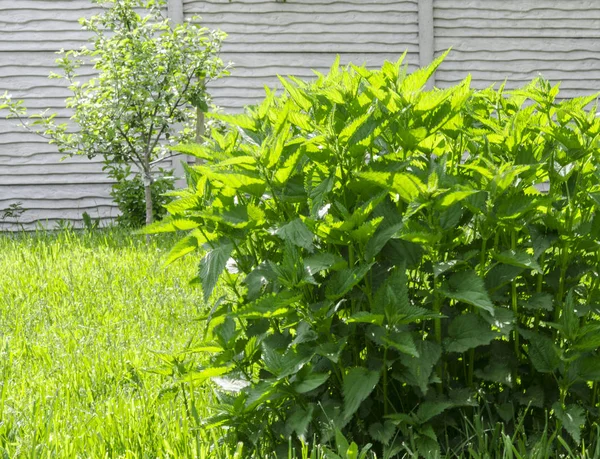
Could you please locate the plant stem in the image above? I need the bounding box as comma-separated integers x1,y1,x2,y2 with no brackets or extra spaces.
534,251,546,333
383,347,389,416
511,231,520,364
556,240,570,324
433,270,443,393
469,237,488,387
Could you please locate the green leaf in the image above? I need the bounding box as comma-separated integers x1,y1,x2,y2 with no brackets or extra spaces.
382,331,419,357
181,366,231,384
364,222,402,261
440,271,494,315
325,264,373,300
574,355,600,382
494,249,542,273
243,263,277,301
278,76,312,111
261,343,312,379
236,292,301,319
357,171,424,203
521,292,553,311
198,242,233,303
445,314,499,353
373,267,427,326
574,324,600,351
165,232,200,265
140,216,200,234
416,401,454,423
294,373,330,394
368,421,396,445
553,403,585,444
401,49,450,99
304,253,347,275
316,339,347,363
474,359,513,387
275,218,315,252
525,332,561,373
346,312,385,326
398,340,441,395
286,404,315,441
343,368,380,420
438,189,478,208
415,424,441,459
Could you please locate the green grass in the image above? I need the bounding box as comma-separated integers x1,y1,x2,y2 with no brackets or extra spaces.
3,229,595,459
0,229,214,458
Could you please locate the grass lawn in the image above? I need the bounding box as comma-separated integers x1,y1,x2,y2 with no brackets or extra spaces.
0,229,217,458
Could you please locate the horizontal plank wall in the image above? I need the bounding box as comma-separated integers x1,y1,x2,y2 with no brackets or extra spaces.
0,0,115,230
433,0,600,98
2,0,600,229
184,0,420,112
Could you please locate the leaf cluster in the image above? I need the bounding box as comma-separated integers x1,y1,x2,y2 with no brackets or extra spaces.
153,53,600,456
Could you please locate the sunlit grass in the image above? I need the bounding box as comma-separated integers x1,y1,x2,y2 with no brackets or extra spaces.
0,229,211,457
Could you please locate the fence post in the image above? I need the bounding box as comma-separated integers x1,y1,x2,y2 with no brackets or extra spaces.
167,0,187,186
418,0,435,89
167,0,184,24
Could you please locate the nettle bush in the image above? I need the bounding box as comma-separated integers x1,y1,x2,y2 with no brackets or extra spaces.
152,53,600,456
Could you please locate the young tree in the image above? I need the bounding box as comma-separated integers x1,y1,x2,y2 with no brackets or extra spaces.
0,0,227,226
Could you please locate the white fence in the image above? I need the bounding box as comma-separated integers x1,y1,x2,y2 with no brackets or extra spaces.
1,0,599,228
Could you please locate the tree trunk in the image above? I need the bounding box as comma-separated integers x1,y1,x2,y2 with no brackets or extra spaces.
144,177,153,226
195,105,205,165
143,151,153,243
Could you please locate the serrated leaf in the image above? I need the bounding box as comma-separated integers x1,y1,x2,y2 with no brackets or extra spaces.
165,232,201,265
445,314,499,353
574,355,600,382
325,264,373,300
181,366,231,384
398,340,441,395
369,421,396,445
553,403,585,444
346,312,385,326
140,216,200,234
343,368,380,420
275,218,315,252
364,222,403,261
294,373,330,394
521,292,553,311
358,171,424,203
237,292,301,319
244,263,278,301
438,190,478,208
474,360,513,387
494,249,542,273
440,271,494,315
261,343,312,379
304,253,347,275
278,76,312,111
416,401,454,423
415,424,441,459
574,324,600,351
373,266,437,326
383,331,419,357
286,404,315,440
316,339,347,363
525,332,561,373
481,306,515,336
199,242,233,302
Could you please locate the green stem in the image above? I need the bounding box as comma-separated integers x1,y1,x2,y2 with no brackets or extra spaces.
469,237,488,387
433,272,443,393
534,252,546,333
511,231,520,364
383,348,389,416
556,240,570,324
